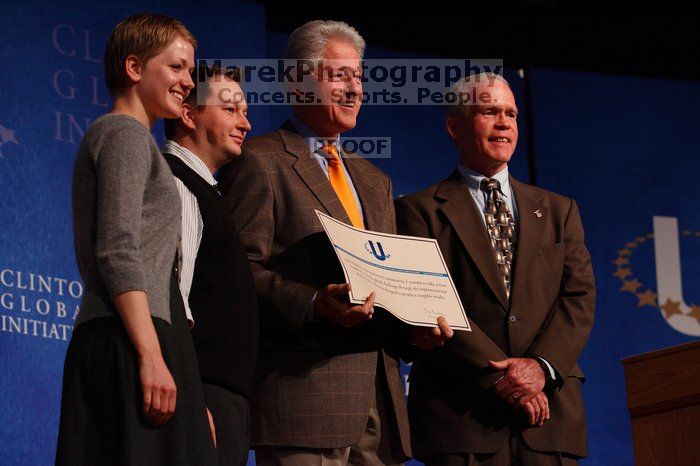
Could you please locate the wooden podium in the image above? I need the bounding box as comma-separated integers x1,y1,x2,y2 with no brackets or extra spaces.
621,340,700,466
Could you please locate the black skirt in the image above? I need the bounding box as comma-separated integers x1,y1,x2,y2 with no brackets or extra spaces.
56,273,218,466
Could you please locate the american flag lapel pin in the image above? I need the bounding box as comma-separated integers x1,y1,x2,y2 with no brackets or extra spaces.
534,209,543,218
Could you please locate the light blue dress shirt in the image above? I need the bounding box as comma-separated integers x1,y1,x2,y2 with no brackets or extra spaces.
457,163,518,224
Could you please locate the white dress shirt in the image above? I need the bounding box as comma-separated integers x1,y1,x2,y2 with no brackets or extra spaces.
162,139,218,324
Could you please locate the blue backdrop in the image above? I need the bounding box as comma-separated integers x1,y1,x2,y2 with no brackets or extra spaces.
1,3,698,465
529,68,700,465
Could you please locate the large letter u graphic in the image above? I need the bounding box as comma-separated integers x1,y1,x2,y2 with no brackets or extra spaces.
653,216,700,336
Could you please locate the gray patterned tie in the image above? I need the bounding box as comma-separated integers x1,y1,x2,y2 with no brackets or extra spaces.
480,178,517,297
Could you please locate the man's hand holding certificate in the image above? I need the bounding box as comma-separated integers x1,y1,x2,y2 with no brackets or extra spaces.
316,210,470,331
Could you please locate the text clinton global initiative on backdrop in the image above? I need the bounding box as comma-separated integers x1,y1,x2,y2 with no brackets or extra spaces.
0,269,82,342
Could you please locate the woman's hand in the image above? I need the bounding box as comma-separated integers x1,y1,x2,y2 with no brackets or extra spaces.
138,353,177,426
113,291,177,427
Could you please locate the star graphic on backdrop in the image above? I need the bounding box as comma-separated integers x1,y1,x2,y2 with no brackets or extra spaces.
613,231,700,321
0,124,20,158
689,305,700,321
636,289,657,307
612,257,629,267
621,279,642,293
660,299,683,318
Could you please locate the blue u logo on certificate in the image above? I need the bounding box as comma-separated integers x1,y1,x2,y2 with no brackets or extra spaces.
366,240,389,261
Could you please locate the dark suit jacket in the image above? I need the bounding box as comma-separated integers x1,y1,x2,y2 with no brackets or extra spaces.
218,121,411,459
395,171,595,458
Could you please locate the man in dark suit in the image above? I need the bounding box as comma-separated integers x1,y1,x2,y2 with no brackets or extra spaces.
218,20,421,466
162,65,258,466
395,73,595,466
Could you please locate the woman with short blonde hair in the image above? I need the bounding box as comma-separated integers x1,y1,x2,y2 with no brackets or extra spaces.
55,13,217,465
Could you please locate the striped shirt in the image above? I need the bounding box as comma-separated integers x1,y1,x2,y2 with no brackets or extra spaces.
162,139,218,323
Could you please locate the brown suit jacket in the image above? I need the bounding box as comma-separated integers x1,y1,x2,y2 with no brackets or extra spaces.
395,171,595,459
218,121,411,459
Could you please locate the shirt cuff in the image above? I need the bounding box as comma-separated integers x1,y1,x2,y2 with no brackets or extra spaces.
534,356,557,381
305,292,318,321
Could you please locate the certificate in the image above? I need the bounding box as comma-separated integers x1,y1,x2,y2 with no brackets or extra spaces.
316,210,470,331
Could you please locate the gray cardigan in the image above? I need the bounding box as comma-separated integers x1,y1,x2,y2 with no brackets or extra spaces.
72,114,181,325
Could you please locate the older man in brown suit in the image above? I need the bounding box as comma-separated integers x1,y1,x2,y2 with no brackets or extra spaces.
218,20,415,466
395,74,595,466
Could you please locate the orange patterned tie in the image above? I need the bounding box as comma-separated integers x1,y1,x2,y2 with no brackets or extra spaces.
319,142,365,229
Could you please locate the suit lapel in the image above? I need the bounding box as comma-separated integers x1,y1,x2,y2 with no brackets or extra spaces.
278,120,351,224
510,177,545,308
436,171,509,311
343,156,383,231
